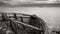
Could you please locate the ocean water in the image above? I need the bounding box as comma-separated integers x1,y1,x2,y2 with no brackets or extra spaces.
0,7,60,27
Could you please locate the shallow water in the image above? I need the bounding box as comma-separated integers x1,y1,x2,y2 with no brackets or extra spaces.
0,7,60,27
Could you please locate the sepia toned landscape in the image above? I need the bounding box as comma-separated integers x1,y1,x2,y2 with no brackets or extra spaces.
0,0,60,34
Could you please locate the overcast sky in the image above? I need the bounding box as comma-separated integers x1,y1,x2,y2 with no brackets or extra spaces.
0,0,59,5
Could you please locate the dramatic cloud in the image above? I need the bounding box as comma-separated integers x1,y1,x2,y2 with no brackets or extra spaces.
1,0,59,6
0,0,48,4
0,0,48,6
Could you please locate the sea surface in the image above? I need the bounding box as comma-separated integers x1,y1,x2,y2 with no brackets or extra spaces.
0,6,60,28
